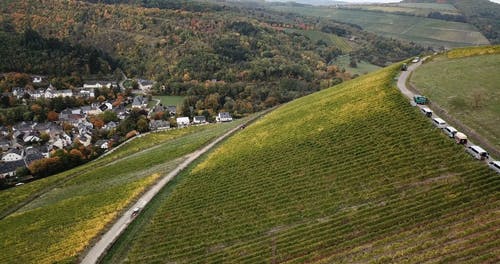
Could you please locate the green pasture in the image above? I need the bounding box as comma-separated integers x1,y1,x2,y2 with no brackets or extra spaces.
411,48,500,151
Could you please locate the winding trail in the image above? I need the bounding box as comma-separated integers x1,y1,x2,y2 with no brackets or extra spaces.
80,110,271,264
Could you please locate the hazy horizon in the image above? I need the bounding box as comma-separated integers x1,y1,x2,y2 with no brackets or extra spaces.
279,0,500,4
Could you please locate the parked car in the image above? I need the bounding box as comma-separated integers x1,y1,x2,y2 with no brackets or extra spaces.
401,63,408,71
131,207,141,217
454,132,468,145
432,117,447,128
413,95,428,105
488,160,500,173
466,145,489,160
443,126,458,138
412,56,420,63
421,107,433,117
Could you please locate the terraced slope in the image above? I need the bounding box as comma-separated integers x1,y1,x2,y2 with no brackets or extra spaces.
0,121,246,264
269,6,489,48
107,65,499,263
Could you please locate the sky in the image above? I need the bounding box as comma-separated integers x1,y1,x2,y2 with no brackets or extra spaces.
339,0,500,3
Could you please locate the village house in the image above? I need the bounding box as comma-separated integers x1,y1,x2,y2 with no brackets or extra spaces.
0,160,26,179
32,76,43,83
94,139,109,150
2,149,23,162
166,105,177,116
193,116,207,124
138,79,154,91
132,95,148,109
78,88,95,98
216,112,233,122
83,81,113,89
149,120,170,131
176,117,190,128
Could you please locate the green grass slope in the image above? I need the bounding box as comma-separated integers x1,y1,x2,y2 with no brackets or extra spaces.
107,65,499,263
270,6,489,48
411,45,500,152
0,121,246,264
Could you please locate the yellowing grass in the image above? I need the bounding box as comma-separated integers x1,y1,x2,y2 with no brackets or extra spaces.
446,45,500,58
0,121,246,264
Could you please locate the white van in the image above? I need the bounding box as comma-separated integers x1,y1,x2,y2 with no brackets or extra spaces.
488,160,500,173
432,117,447,128
443,126,458,138
421,107,433,117
466,145,489,160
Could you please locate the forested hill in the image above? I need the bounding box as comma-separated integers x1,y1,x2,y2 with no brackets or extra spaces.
0,28,118,77
0,0,427,116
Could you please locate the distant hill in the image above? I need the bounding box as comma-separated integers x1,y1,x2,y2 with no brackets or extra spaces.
105,59,499,262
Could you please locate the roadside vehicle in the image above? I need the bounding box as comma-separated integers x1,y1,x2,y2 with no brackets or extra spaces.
466,145,489,160
432,117,447,128
488,160,500,173
443,126,458,138
413,95,428,105
421,107,433,117
401,63,408,71
454,132,468,144
131,207,141,217
412,56,420,63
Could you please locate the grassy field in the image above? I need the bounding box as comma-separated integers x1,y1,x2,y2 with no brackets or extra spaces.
285,29,353,52
104,64,498,263
153,95,185,106
333,54,381,75
347,3,460,17
0,121,246,264
411,46,500,152
270,6,489,48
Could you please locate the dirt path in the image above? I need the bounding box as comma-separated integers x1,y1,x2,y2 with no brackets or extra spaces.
80,110,271,264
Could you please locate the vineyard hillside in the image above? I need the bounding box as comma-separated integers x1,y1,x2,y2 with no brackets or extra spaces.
0,120,246,264
106,64,499,263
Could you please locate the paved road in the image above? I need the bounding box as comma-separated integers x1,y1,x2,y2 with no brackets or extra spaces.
80,113,269,264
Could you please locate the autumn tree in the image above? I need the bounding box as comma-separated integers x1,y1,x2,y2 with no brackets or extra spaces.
47,111,59,122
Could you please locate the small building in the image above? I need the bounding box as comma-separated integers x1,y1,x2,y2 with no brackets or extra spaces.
2,149,23,162
166,106,177,116
83,81,112,89
33,76,42,83
149,120,170,131
99,102,113,112
216,112,233,122
24,147,44,166
132,96,148,109
138,79,154,91
193,116,207,124
94,139,109,150
176,117,190,127
0,160,26,179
